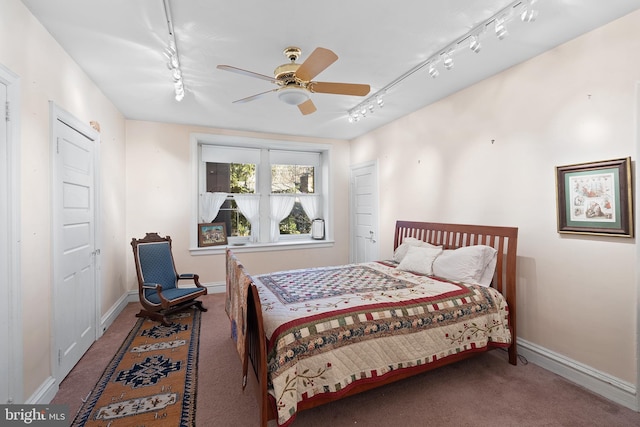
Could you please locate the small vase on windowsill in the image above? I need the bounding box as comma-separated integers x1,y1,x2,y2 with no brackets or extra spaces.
311,219,325,240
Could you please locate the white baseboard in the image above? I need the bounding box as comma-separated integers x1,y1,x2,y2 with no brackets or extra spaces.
518,338,638,411
205,281,225,294
99,292,132,335
27,376,57,405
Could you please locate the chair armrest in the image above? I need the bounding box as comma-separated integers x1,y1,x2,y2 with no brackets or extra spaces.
177,273,204,289
142,282,171,307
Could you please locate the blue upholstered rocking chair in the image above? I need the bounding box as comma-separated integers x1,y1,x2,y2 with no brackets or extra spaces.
131,233,207,325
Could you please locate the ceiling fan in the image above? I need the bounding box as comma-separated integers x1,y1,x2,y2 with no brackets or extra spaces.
217,46,370,115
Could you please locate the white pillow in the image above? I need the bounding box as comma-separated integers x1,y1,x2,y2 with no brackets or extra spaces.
432,245,497,286
397,245,443,276
477,254,498,287
393,237,440,263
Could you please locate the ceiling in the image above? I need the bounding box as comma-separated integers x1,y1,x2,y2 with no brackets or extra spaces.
20,0,640,140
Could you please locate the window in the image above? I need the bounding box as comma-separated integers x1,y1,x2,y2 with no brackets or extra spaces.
206,162,255,237
193,134,330,249
271,151,319,235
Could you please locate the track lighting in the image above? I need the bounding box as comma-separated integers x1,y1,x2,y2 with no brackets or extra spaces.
495,18,508,40
164,39,185,101
469,35,481,53
347,0,540,123
162,0,186,102
348,93,385,119
443,52,454,70
520,0,539,22
428,62,439,78
174,80,185,101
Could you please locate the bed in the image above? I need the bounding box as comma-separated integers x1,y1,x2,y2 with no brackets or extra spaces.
226,220,518,426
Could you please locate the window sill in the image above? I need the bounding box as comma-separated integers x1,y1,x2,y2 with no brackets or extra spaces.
189,238,335,255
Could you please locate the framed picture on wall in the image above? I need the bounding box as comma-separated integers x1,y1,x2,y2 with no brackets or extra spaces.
198,222,228,247
555,157,633,237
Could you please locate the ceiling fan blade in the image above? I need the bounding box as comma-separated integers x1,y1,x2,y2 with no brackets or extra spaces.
217,65,276,83
309,82,371,97
298,99,317,115
232,88,278,104
295,48,338,81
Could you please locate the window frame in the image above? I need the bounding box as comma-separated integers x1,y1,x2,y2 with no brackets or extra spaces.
190,133,333,254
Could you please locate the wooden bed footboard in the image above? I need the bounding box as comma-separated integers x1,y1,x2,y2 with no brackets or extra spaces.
232,220,519,426
245,284,273,424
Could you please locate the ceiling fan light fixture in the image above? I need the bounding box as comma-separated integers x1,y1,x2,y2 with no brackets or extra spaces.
278,87,310,105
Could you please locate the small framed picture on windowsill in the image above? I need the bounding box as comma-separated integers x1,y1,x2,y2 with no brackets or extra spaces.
198,222,228,247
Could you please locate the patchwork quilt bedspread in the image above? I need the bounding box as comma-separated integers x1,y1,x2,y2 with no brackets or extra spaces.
253,261,512,426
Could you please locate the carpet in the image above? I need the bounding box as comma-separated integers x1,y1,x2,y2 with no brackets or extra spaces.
72,309,201,426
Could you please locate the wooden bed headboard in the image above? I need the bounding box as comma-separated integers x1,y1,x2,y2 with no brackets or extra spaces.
394,220,518,364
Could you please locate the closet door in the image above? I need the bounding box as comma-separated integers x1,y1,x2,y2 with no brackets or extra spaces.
350,161,379,263
51,103,101,383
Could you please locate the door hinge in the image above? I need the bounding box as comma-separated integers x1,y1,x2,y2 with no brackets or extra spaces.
58,349,62,365
4,101,9,122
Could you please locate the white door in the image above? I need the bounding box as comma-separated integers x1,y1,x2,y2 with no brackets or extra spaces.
350,161,379,263
0,74,9,404
52,104,100,381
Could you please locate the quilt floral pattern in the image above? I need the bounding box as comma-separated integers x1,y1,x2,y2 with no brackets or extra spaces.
253,261,511,426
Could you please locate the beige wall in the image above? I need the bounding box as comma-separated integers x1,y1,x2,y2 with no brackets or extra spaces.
351,11,639,383
0,0,127,400
125,121,351,285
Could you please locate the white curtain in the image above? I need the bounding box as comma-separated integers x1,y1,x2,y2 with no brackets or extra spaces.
200,192,227,223
234,194,261,243
299,194,321,220
269,195,295,242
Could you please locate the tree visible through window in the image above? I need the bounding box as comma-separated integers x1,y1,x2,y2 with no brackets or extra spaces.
272,164,314,234
206,162,255,236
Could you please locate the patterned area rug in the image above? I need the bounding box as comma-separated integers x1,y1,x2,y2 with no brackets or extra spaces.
72,310,201,426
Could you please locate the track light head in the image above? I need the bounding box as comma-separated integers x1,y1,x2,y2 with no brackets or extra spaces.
470,36,481,53
428,63,439,78
521,0,539,22
495,18,508,40
443,53,454,70
521,8,538,22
